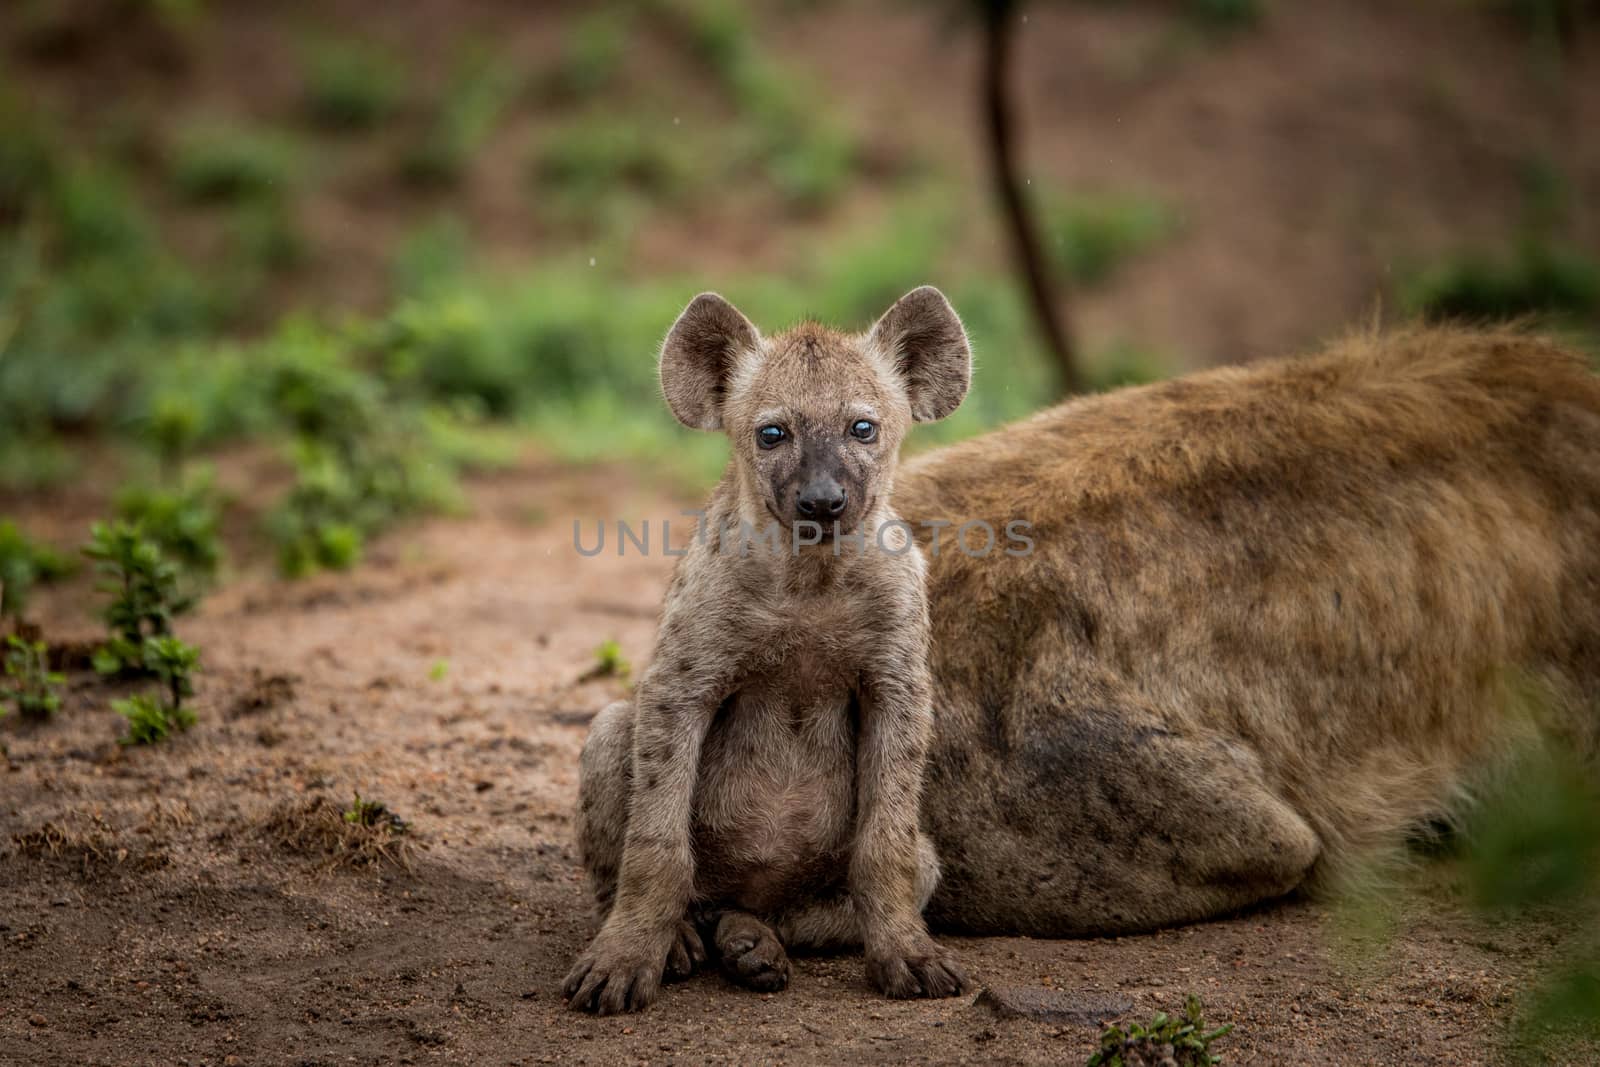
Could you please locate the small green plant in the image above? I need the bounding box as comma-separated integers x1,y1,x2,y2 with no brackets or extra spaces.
302,39,403,131
0,521,73,620
589,638,631,682
145,634,199,712
3,635,64,721
83,521,195,676
345,791,407,833
114,691,196,746
171,122,298,204
112,634,199,745
114,476,226,588
262,327,462,577
1088,995,1234,1066
428,659,449,681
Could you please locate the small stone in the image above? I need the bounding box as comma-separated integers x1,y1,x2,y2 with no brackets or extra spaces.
974,986,1133,1026
28,1014,47,1027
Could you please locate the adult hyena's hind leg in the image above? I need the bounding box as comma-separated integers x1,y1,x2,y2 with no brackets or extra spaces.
574,700,706,981
924,704,1324,936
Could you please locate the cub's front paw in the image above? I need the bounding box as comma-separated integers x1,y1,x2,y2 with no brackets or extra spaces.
866,941,970,1000
562,927,673,1015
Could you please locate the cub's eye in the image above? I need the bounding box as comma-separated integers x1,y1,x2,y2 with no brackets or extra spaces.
757,425,787,449
850,419,878,442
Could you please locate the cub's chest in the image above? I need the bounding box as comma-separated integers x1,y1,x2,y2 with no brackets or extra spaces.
743,609,876,699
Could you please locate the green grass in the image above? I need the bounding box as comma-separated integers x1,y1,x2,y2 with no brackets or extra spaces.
390,215,471,297
532,116,697,224
1042,189,1180,287
226,199,306,275
544,11,630,101
0,87,59,213
261,323,466,577
302,39,404,132
170,122,299,204
400,51,520,187
650,0,860,212
49,163,154,261
1187,0,1264,30
1404,240,1600,324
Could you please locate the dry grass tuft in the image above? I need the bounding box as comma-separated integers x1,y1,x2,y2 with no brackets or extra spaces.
10,812,168,875
259,793,415,871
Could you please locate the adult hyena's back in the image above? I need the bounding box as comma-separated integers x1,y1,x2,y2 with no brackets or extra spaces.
896,328,1600,935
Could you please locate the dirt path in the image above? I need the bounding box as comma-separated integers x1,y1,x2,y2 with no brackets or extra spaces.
0,464,1576,1065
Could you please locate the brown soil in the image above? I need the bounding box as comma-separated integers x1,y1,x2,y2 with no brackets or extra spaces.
1,463,1588,1067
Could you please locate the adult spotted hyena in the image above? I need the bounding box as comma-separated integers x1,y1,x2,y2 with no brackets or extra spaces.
896,326,1600,936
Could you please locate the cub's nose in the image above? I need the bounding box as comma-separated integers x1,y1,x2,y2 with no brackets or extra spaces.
796,488,848,519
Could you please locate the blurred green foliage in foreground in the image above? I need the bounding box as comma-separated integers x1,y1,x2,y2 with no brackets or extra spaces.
1333,682,1600,1057
1462,736,1600,1052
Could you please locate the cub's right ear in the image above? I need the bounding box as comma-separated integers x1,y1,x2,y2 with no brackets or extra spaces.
659,292,760,431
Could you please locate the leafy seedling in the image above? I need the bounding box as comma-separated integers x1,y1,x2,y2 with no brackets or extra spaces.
113,635,199,746
0,521,74,621
114,475,226,589
83,521,195,676
114,692,196,746
1088,995,1234,1067
345,792,408,834
578,638,630,685
3,635,64,721
428,660,449,682
145,635,199,712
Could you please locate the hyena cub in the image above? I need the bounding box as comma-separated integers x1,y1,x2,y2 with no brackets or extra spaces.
563,287,973,1015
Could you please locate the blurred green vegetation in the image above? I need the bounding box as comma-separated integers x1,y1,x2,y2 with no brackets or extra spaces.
1041,189,1180,288
1331,681,1600,1057
2,0,1596,586
301,39,404,132
0,521,75,621
1406,157,1600,332
399,49,521,188
1467,737,1600,1053
170,121,300,204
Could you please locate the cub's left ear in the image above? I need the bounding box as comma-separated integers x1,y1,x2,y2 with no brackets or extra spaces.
868,286,971,422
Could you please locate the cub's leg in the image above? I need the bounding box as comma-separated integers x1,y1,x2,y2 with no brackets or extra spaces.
709,910,792,992
774,834,942,951
772,836,963,997
574,700,706,981
574,701,633,920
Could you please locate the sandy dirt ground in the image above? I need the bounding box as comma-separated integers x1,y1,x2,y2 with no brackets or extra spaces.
0,463,1585,1066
